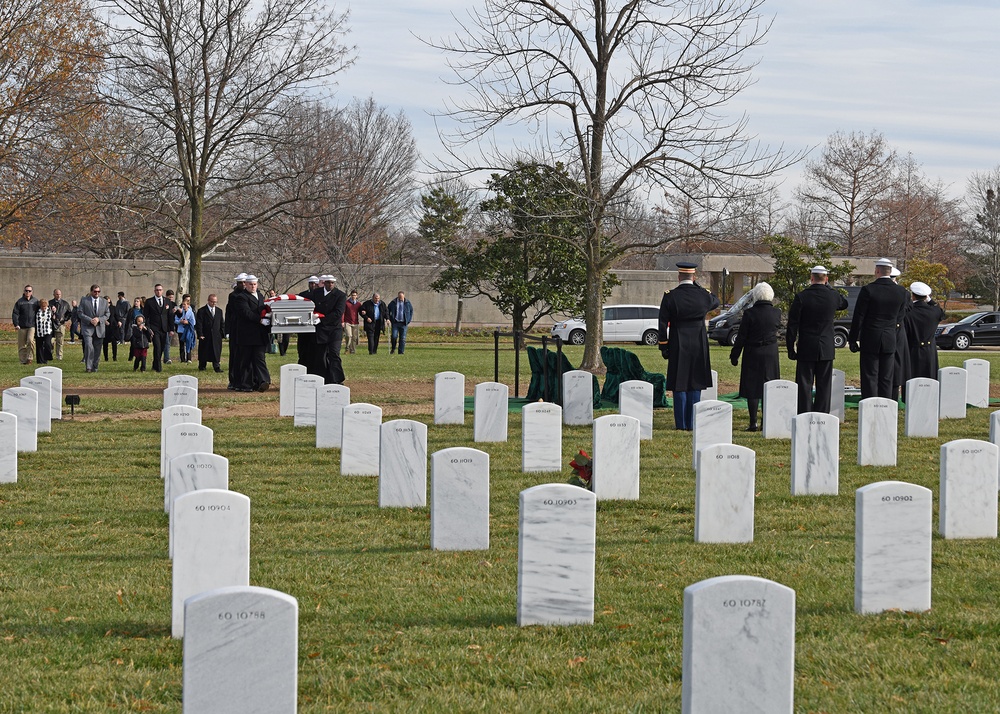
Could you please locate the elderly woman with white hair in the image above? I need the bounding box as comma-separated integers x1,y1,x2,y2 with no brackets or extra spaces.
730,282,782,431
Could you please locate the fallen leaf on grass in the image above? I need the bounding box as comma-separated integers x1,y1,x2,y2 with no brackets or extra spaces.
467,645,481,651
307,652,321,659
568,656,586,667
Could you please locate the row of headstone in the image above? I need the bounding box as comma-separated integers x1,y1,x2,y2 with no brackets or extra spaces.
168,453,230,556
3,387,38,452
164,385,198,410
763,379,797,439
317,385,350,449
161,405,203,478
164,424,215,511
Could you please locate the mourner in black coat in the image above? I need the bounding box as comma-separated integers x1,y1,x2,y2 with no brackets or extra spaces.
786,267,849,414
731,284,781,431
196,294,226,372
311,276,347,385
359,294,387,355
232,277,271,391
848,260,910,399
658,263,721,430
297,277,320,374
142,283,172,372
225,275,246,388
904,282,946,381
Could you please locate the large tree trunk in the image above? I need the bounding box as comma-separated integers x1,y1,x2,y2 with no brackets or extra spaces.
579,257,605,373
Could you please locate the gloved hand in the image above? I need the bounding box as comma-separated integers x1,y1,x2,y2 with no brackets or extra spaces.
849,341,860,353
730,357,738,367
659,345,669,360
787,349,797,361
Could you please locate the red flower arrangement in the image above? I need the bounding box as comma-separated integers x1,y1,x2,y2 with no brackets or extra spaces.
568,449,592,490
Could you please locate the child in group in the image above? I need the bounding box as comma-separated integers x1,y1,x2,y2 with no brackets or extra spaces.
35,298,53,364
130,315,151,372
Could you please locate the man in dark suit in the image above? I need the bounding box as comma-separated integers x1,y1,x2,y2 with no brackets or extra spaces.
225,273,247,388
359,293,386,354
311,274,347,384
297,275,320,374
196,293,226,372
78,284,111,372
786,266,849,414
234,275,270,391
658,262,721,430
849,258,910,399
142,283,172,372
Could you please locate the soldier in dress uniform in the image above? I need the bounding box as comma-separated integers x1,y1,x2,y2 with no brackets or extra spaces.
889,267,912,401
297,275,320,374
786,265,848,414
658,262,720,430
904,281,945,381
848,258,910,399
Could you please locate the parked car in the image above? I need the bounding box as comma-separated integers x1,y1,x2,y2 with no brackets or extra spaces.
936,311,1000,350
550,304,661,346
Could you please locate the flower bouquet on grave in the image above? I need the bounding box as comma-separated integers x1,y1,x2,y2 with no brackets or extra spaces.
568,449,593,490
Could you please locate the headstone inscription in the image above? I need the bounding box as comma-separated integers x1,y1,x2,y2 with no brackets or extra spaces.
292,374,324,427
790,412,839,496
473,382,509,442
430,447,489,551
279,364,307,417
168,374,199,390
517,484,597,627
20,375,51,434
168,453,230,557
2,387,37,453
692,400,732,469
434,371,465,425
562,370,594,426
163,385,198,409
857,397,897,466
340,403,382,476
904,377,939,438
163,423,214,480
939,439,998,539
160,406,203,478
591,414,640,500
681,575,795,714
694,443,755,543
619,380,654,440
171,489,250,638
522,403,562,473
0,412,16,483
762,379,797,439
831,368,846,422
964,358,990,408
35,365,62,420
379,419,428,508
182,586,298,714
938,366,967,419
315,384,350,449
854,481,932,614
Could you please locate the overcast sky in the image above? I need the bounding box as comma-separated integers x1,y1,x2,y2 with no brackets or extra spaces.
331,0,1000,199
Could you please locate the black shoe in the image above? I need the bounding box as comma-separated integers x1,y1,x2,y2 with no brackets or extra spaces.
214,367,223,373
746,425,760,432
256,383,270,392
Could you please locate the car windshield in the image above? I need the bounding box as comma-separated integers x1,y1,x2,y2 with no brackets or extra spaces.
956,312,991,325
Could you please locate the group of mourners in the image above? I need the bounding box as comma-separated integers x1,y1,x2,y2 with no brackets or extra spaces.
657,258,945,432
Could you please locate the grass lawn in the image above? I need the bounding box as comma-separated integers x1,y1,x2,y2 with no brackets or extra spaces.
2,333,1000,712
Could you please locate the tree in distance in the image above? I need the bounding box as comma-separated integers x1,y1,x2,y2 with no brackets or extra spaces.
764,234,853,310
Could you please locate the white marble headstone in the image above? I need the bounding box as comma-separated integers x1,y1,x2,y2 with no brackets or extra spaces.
763,379,797,438
168,374,198,390
183,586,298,714
340,403,382,476
2,388,37,453
163,423,214,480
522,403,562,473
166,451,230,514
316,384,351,449
172,489,250,638
904,377,939,438
855,481,932,614
619,380,654,440
473,382,509,442
939,439,998,539
160,405,203,478
990,411,1000,485
692,400,733,469
430,447,489,551
700,369,719,402
379,419,428,508
831,368,846,421
682,575,795,714
279,364,307,417
938,366,967,419
562,370,594,426
790,412,839,496
964,358,990,408
592,414,640,500
517,484,597,627
695,443,755,543
434,371,465,425
857,397,897,466
35,366,62,420
292,374,324,427
163,385,198,409
0,412,16,483
20,376,51,434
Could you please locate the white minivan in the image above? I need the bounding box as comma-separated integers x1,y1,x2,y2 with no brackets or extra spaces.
550,304,661,345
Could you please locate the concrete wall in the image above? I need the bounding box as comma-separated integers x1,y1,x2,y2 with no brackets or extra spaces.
0,252,676,327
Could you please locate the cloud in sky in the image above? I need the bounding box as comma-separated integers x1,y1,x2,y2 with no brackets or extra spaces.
333,0,1000,196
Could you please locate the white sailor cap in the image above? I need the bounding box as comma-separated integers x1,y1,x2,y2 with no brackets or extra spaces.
244,274,258,282
910,281,932,297
890,267,901,278
875,257,894,268
234,272,248,282
319,274,336,282
810,265,828,275
307,275,319,283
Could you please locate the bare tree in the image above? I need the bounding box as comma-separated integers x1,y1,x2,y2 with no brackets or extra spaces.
966,167,1000,308
433,0,792,370
101,0,354,303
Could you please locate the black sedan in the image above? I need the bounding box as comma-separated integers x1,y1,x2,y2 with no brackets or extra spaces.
935,311,1000,350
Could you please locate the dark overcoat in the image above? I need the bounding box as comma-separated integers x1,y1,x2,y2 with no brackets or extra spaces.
658,283,720,391
730,300,782,400
786,283,848,361
849,278,910,354
196,303,226,363
905,300,945,379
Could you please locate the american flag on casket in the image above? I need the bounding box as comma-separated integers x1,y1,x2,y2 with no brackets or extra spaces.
262,294,322,333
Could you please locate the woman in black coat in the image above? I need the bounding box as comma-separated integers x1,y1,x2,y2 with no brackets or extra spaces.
730,282,782,431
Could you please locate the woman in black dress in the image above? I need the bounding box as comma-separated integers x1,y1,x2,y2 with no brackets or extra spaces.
730,282,782,431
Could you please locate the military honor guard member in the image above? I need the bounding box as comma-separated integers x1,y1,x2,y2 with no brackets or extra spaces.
904,281,945,381
848,258,910,399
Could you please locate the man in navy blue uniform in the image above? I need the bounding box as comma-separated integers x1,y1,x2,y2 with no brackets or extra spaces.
658,262,720,430
848,258,910,399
